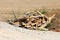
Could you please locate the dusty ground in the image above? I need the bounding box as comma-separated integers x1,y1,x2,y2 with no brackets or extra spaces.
0,21,60,40
0,0,60,9
0,0,60,40
0,0,60,30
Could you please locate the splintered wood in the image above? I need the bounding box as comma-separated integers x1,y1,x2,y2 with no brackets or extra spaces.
8,11,55,31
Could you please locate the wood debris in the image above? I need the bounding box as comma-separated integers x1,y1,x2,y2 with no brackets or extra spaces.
7,10,56,31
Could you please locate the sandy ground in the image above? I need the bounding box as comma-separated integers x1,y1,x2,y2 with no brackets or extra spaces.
0,0,60,11
0,0,60,9
0,0,60,40
0,21,60,40
0,0,60,30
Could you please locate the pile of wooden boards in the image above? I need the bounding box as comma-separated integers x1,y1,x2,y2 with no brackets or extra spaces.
8,11,56,31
